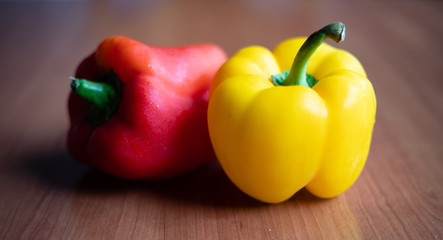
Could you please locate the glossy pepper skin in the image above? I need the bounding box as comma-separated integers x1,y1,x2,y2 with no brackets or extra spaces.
68,36,227,179
208,23,376,203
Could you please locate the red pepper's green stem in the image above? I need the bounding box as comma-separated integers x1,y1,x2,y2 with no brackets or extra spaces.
70,70,121,126
70,78,115,110
274,22,345,87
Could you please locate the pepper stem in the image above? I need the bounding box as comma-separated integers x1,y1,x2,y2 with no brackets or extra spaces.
273,22,345,87
70,78,115,109
70,69,121,127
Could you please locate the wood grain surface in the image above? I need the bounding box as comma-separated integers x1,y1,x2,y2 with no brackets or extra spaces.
0,0,442,239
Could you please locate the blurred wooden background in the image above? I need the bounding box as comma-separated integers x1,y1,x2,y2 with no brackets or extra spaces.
0,0,442,239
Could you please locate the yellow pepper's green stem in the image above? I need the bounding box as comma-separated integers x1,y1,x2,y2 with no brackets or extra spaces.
273,22,345,87
70,69,121,126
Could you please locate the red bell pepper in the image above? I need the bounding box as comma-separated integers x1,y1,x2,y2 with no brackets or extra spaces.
67,36,226,179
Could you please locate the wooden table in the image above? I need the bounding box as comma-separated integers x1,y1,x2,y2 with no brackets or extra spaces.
1,0,442,239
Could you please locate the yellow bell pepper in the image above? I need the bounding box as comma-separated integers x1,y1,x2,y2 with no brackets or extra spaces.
208,22,376,203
